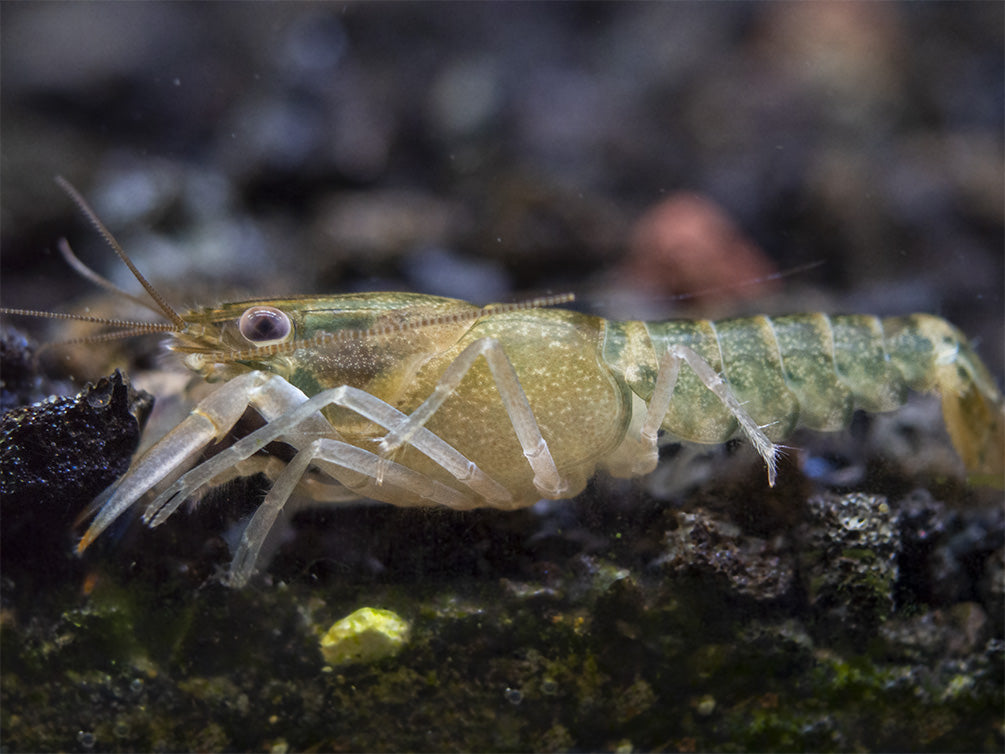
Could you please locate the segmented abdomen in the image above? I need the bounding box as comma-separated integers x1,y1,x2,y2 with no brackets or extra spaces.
602,313,1003,457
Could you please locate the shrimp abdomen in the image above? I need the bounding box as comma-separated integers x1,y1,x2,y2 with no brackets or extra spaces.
605,313,1003,480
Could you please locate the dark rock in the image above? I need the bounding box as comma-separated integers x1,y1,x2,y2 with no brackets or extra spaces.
799,493,899,643
657,506,796,602
0,370,152,585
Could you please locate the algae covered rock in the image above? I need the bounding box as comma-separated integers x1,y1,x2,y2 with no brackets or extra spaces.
799,493,900,640
657,506,796,601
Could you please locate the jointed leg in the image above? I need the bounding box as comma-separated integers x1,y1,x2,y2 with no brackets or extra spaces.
80,371,325,551
80,370,519,586
144,382,514,527
638,344,780,485
183,454,362,504
226,437,478,586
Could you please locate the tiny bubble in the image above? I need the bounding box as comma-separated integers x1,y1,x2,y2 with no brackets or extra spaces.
87,392,111,408
77,730,96,749
504,687,523,705
172,78,181,86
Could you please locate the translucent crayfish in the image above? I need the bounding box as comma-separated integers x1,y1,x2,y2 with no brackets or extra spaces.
3,178,1003,587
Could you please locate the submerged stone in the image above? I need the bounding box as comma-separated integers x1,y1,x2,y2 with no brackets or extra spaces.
320,607,411,666
0,369,153,586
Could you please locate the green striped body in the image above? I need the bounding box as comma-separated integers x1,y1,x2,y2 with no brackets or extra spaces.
601,313,997,450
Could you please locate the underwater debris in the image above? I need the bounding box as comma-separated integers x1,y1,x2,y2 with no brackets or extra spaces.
320,607,411,666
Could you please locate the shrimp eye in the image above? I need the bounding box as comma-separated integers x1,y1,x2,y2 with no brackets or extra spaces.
238,306,292,345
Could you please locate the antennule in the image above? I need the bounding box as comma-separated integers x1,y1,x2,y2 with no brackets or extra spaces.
58,238,168,317
54,175,187,329
481,292,575,314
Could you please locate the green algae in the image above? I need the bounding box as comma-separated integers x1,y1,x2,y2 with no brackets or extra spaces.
319,607,411,666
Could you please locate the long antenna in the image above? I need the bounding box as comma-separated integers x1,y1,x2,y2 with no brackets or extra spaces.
57,238,169,316
0,308,177,331
54,175,187,329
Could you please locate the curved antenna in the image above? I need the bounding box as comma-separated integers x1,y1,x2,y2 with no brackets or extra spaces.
670,260,826,304
54,175,187,329
57,238,169,317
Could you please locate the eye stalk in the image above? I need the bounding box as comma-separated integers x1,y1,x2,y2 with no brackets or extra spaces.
238,306,293,346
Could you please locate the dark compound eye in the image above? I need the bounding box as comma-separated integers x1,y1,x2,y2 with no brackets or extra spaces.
238,306,292,345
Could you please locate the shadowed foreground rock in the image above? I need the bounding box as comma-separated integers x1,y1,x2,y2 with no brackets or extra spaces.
1,481,1000,752
1,366,152,585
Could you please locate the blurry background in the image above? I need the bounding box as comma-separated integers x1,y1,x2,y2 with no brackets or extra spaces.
2,1,1002,379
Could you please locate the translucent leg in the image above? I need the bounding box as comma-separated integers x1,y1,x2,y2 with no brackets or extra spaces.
638,344,780,485
226,437,476,587
194,455,362,504
144,383,513,527
79,371,315,552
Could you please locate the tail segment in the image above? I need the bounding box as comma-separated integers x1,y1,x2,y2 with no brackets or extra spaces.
884,314,1004,483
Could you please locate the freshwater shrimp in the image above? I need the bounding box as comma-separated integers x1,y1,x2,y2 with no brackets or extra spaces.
3,179,1003,587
